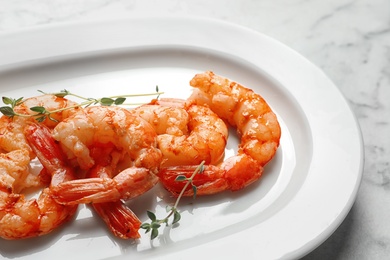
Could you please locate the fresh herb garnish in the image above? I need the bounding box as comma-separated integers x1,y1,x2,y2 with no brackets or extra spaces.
0,88,163,122
141,161,205,240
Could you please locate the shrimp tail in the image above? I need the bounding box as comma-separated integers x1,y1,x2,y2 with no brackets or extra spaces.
24,122,67,171
157,71,280,197
222,154,264,191
159,154,263,196
158,165,229,196
0,123,78,240
24,122,76,185
92,201,141,239
51,167,159,205
51,178,123,204
85,165,142,239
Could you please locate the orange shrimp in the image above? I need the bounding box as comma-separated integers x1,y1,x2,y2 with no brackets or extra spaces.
50,106,162,172
0,123,77,240
159,71,281,196
51,166,158,205
92,200,141,239
0,94,80,189
131,98,228,167
0,94,79,159
49,106,162,202
86,165,142,239
43,106,162,238
47,106,162,238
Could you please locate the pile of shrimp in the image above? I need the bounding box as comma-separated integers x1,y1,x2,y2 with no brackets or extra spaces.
0,71,281,240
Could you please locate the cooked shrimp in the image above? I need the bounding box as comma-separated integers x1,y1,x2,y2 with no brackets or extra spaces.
0,94,79,195
131,98,228,167
24,106,163,239
51,166,158,205
51,106,162,173
0,123,77,240
0,94,79,159
13,94,79,128
0,149,33,193
92,200,142,239
0,116,31,156
48,106,161,202
159,71,281,196
48,106,162,239
189,71,281,166
87,165,142,239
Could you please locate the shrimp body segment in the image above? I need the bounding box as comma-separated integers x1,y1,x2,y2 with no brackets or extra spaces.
52,106,162,173
0,94,79,159
92,200,142,239
86,165,143,239
159,71,281,195
0,94,79,192
51,166,158,205
13,94,79,129
50,161,157,240
189,71,281,167
131,99,228,167
45,106,163,239
0,123,77,240
0,149,31,193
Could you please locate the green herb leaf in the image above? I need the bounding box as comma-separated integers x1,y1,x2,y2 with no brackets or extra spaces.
14,97,24,106
114,97,126,105
100,98,115,106
151,228,159,240
30,106,46,114
172,211,181,224
2,96,23,108
151,222,161,229
55,89,70,98
140,223,151,233
147,211,157,222
192,185,198,199
2,97,14,105
175,175,187,182
36,116,47,123
0,106,16,117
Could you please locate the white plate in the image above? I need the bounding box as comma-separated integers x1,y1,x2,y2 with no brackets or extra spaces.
0,17,363,260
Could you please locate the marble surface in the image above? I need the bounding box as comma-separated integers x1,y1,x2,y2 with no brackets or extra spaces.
0,0,389,259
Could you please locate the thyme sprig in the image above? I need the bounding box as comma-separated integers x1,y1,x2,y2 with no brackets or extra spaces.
0,87,163,122
141,161,205,240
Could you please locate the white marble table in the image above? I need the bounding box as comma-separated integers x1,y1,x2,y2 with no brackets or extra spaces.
0,1,388,259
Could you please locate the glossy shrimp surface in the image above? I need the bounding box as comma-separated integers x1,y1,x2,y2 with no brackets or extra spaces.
0,94,79,159
0,95,80,240
50,106,162,204
48,106,163,239
159,71,281,196
189,71,281,166
51,146,157,239
86,165,142,239
0,94,79,190
51,106,162,173
131,98,228,167
0,123,77,240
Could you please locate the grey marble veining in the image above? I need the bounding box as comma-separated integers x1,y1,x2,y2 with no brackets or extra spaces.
0,0,389,259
